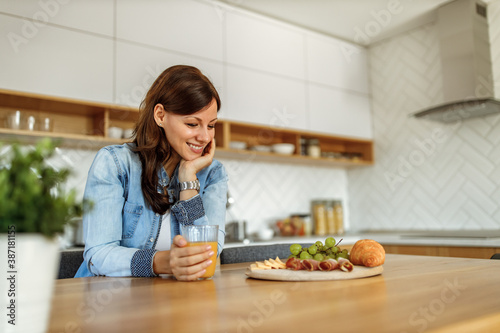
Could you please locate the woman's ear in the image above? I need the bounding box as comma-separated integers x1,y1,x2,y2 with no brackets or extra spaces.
153,104,166,127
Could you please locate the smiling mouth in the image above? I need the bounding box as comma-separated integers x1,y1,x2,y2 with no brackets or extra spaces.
187,143,205,152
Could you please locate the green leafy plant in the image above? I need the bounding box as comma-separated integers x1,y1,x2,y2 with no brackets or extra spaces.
0,138,86,238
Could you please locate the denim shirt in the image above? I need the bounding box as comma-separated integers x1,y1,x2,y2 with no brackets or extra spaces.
74,143,228,278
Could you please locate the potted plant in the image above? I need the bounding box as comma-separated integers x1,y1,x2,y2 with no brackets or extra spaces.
0,138,84,333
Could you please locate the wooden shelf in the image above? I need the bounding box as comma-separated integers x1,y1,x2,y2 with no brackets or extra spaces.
214,120,373,166
0,88,138,139
0,89,374,167
214,147,373,167
0,128,128,149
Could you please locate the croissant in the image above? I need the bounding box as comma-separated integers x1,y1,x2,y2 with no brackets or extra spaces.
349,239,385,267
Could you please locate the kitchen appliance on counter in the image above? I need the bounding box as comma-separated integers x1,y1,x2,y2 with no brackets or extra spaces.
225,220,247,243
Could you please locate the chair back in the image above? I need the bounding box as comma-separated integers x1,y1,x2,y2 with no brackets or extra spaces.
220,243,313,265
58,250,84,279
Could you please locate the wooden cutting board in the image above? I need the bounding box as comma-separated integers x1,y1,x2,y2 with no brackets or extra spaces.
245,265,383,281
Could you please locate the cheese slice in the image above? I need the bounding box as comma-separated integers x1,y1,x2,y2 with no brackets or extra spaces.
249,257,286,271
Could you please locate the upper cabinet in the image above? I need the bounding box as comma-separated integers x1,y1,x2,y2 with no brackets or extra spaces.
114,41,225,111
224,66,309,131
223,8,371,138
116,0,224,62
225,11,306,80
309,85,372,139
0,15,114,104
306,35,369,94
0,0,115,36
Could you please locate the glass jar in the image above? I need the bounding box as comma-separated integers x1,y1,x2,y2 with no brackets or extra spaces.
6,110,22,130
325,201,336,234
290,213,312,236
311,200,327,236
333,200,344,235
307,138,321,158
300,138,308,156
26,115,36,131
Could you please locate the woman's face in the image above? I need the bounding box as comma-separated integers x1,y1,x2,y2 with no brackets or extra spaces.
158,98,218,161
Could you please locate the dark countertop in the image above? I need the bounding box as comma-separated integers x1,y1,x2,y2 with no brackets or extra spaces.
225,230,500,248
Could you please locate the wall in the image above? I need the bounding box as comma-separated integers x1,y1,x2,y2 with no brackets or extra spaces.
39,149,350,235
0,0,359,234
348,4,500,231
219,158,349,234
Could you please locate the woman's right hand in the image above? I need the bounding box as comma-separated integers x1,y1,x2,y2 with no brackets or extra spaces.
166,235,215,281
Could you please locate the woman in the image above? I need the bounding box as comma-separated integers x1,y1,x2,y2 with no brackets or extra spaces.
75,65,228,281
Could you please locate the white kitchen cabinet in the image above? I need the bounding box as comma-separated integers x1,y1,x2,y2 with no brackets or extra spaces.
114,41,224,112
0,0,114,37
116,0,224,62
306,34,369,94
308,84,372,139
225,11,306,80
0,15,113,104
225,66,308,131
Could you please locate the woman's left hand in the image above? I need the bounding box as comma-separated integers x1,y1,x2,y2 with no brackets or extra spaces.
178,140,215,182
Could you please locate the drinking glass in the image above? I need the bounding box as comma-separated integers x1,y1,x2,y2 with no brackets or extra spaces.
181,225,218,279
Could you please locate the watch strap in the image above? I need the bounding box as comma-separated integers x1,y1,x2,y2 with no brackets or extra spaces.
179,179,200,191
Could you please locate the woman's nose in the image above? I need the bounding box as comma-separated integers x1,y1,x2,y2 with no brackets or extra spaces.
197,127,211,142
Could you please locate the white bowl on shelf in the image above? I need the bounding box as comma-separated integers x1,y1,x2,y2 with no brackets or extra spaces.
251,145,272,153
123,128,134,138
271,143,295,155
108,127,123,139
229,141,247,150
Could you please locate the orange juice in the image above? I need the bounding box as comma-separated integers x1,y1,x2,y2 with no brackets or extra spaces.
188,241,218,278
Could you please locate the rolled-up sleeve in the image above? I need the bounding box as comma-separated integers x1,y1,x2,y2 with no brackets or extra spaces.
82,148,146,277
171,195,205,225
131,249,157,277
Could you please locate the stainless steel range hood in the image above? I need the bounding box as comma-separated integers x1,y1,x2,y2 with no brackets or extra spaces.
412,0,499,123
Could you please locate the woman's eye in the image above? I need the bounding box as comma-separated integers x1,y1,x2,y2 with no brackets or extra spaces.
208,125,215,129
186,123,197,128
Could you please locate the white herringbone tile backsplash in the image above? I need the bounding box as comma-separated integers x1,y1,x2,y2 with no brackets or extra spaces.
31,146,349,235
219,158,348,234
348,14,500,231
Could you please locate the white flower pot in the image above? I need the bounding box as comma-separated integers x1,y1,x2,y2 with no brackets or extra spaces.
0,233,60,333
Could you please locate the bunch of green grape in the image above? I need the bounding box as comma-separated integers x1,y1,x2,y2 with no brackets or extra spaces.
288,237,349,261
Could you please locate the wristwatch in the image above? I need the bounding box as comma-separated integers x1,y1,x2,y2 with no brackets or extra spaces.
179,179,200,191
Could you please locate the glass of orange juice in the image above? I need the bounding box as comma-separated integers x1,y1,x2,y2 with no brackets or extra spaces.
181,225,219,279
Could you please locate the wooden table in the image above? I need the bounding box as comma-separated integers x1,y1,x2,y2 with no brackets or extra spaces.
48,254,500,333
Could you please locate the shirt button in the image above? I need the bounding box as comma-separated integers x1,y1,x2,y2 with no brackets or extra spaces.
155,213,159,217
150,238,154,242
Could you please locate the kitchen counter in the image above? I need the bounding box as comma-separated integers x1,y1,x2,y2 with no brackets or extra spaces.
225,230,500,249
48,254,500,332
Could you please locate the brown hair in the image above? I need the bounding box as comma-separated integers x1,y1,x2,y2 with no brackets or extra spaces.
133,65,221,214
